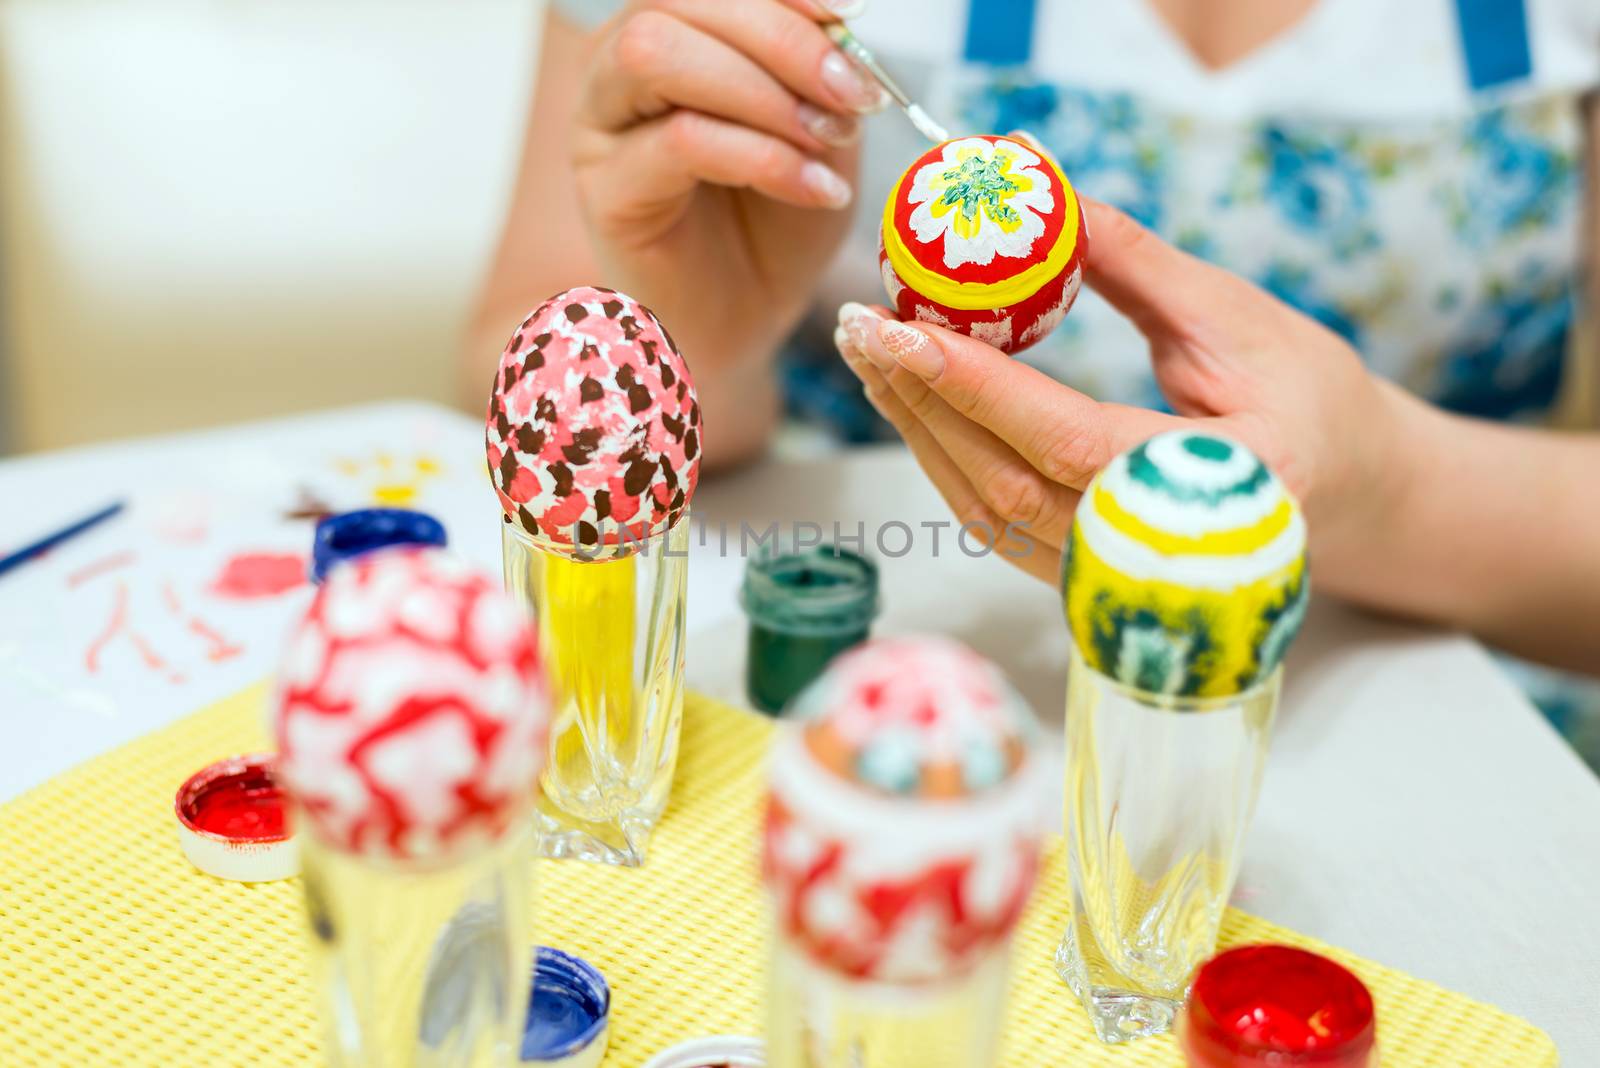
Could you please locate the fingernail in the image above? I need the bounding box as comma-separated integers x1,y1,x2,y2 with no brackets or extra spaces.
879,320,943,378
838,302,890,370
822,51,890,113
819,0,868,17
833,325,864,376
798,102,860,147
802,161,853,209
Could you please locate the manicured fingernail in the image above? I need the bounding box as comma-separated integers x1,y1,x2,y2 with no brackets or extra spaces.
879,320,943,378
822,51,890,113
833,325,864,374
819,0,868,17
802,161,853,209
838,302,889,369
798,102,860,147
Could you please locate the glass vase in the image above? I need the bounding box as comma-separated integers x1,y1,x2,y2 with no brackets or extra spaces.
766,934,1011,1068
501,519,688,867
1055,644,1280,1044
300,822,535,1068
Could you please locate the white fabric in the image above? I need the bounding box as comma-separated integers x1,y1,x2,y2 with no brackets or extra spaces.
851,0,1600,116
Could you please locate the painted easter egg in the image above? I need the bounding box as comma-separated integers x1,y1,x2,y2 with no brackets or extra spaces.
273,548,550,865
486,286,702,557
764,636,1042,984
879,134,1086,354
1063,430,1310,699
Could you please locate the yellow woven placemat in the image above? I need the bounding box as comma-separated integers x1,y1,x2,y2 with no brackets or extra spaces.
0,686,1556,1066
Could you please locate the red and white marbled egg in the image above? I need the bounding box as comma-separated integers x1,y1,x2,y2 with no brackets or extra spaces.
273,548,549,865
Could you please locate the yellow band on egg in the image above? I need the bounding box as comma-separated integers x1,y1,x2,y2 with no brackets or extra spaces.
882,147,1080,312
1092,484,1296,557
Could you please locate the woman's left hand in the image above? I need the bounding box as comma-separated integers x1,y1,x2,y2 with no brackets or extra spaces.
834,197,1418,592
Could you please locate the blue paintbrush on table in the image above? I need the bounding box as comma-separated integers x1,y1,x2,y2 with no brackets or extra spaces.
0,501,126,579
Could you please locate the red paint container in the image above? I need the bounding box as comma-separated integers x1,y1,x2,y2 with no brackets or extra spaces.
1180,945,1377,1068
174,754,298,882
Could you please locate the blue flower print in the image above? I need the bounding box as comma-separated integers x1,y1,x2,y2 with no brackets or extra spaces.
1447,105,1576,248
1251,125,1379,260
1258,263,1363,349
1431,278,1571,419
959,83,1168,230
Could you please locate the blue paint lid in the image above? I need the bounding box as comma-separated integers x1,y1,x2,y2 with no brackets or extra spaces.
521,946,610,1063
310,508,448,584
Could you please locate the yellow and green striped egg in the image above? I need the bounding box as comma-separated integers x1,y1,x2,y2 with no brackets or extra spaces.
1063,430,1309,698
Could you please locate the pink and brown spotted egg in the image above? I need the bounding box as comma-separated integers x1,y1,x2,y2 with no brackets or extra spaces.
486,286,702,556
273,548,549,866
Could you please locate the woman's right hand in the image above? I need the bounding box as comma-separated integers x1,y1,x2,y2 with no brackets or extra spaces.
572,0,885,458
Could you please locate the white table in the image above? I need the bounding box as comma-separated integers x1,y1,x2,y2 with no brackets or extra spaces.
3,401,1598,1061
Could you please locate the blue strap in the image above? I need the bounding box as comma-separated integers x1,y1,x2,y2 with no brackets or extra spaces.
1453,0,1532,91
963,0,1038,67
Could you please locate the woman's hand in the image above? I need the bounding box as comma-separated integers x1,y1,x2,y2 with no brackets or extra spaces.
573,0,885,463
833,197,1417,595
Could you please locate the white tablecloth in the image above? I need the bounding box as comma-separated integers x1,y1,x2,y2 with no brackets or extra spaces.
2,401,1597,1061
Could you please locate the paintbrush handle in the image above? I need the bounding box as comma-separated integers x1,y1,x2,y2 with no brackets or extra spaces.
824,23,951,143
0,501,126,578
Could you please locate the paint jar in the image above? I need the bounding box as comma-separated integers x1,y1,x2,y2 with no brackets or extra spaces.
173,753,297,882
502,520,689,867
521,947,611,1067
311,507,447,583
642,1036,766,1068
1178,946,1377,1068
740,544,879,715
1054,646,1281,1043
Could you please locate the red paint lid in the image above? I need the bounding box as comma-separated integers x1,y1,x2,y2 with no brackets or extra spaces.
1181,945,1376,1068
174,754,298,882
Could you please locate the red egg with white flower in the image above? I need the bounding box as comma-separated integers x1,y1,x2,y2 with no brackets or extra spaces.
879,134,1086,354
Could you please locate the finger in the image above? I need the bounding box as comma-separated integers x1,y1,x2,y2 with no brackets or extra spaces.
632,0,889,115
839,304,1081,546
856,315,1180,491
1080,197,1251,340
579,111,853,221
834,316,1064,582
591,11,859,150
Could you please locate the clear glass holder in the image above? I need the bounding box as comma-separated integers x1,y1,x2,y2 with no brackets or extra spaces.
1054,645,1280,1044
501,519,688,867
300,821,535,1068
766,934,1011,1068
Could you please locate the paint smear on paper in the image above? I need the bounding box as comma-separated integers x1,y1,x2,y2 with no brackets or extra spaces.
86,583,130,673
284,487,334,522
336,452,444,507
164,582,243,663
85,582,184,684
67,551,137,588
210,552,307,599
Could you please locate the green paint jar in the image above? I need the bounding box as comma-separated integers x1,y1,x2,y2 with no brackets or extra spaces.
740,544,880,716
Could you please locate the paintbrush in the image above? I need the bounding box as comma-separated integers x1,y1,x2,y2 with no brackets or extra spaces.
0,501,126,579
824,22,952,144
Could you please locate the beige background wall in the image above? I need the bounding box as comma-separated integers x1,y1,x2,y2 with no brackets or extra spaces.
0,0,542,455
